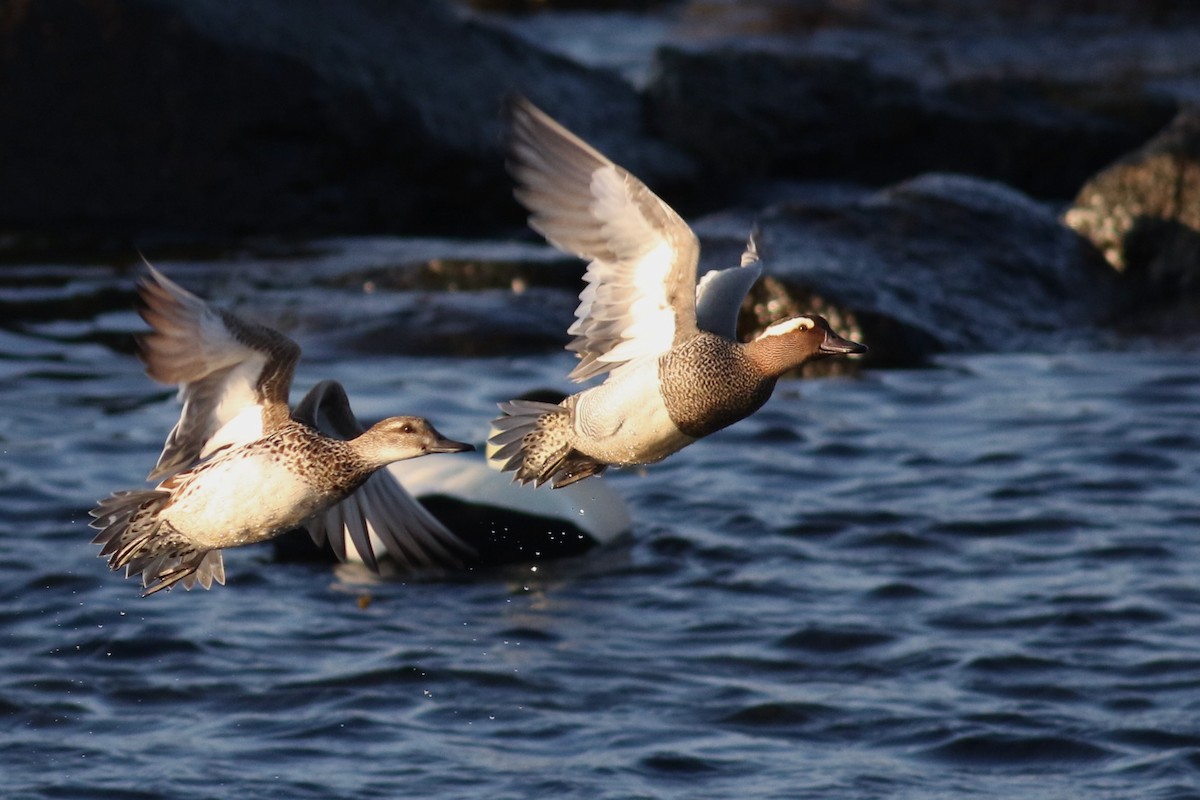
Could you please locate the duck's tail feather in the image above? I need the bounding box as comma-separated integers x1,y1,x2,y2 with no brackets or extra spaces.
137,550,224,596
488,400,607,488
90,490,171,562
89,490,223,596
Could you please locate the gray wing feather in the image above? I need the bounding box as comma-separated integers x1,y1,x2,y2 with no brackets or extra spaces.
505,96,701,382
293,381,476,571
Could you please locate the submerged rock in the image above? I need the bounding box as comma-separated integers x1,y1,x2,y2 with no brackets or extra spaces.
1065,109,1200,312
277,180,1121,368
696,175,1120,366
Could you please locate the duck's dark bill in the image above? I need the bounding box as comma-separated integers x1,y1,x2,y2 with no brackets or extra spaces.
428,438,475,454
819,331,869,356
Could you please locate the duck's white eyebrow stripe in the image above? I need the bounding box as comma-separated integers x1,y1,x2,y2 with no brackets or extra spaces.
763,317,813,337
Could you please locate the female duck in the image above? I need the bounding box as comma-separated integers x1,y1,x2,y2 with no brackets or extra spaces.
490,98,866,488
90,266,473,595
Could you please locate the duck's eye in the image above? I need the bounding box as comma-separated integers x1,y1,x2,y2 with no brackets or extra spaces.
400,423,414,434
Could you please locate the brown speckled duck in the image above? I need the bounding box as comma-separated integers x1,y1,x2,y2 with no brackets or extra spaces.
489,97,866,488
90,266,473,595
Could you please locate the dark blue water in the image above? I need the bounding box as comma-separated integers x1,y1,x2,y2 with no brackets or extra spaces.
3,248,1200,799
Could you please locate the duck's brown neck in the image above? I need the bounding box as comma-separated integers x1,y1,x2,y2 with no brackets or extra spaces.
744,334,814,378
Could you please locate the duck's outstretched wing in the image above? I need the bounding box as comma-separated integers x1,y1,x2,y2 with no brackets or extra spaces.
505,96,701,382
694,229,762,339
136,264,300,481
293,381,476,571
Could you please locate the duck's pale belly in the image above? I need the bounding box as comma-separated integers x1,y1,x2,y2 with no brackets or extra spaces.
161,452,332,549
571,376,696,467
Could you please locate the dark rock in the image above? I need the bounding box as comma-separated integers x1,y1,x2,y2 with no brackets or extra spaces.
645,13,1193,200
671,0,1198,33
57,238,584,361
1065,108,1200,308
0,0,692,240
64,184,1120,371
694,174,1120,366
165,238,583,357
466,0,668,10
328,287,575,357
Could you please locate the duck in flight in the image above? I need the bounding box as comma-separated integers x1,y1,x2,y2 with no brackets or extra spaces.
489,97,867,488
90,266,474,595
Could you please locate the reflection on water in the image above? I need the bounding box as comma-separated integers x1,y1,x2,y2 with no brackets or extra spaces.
1,249,1199,799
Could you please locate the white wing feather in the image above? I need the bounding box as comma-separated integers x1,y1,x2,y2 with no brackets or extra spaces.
694,231,762,338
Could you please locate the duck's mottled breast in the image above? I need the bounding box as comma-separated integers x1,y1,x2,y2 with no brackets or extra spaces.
658,333,775,438
235,421,369,499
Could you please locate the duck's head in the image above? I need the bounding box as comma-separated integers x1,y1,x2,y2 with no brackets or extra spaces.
745,314,867,377
355,416,475,467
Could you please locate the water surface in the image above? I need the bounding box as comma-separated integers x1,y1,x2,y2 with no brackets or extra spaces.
2,250,1199,799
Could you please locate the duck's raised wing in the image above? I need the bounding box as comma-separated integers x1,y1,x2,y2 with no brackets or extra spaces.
505,96,701,382
137,264,300,481
694,230,762,339
293,381,476,572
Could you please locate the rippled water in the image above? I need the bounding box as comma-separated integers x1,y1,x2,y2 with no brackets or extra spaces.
3,250,1200,799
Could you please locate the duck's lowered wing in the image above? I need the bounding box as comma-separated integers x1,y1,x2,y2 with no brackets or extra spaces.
294,381,476,571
